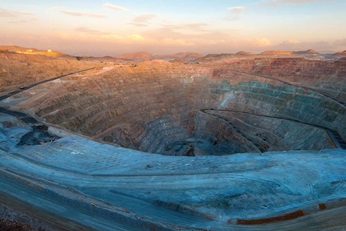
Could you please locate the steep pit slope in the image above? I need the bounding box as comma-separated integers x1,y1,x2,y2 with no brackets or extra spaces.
0,51,110,94
217,57,346,102
6,56,345,156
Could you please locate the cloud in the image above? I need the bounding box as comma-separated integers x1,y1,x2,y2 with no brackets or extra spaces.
72,27,150,43
131,14,157,27
228,6,247,12
8,18,38,24
75,27,109,35
139,23,235,49
156,23,209,34
127,34,145,41
135,23,210,45
103,3,128,11
60,10,106,18
283,39,301,45
254,37,272,46
0,8,34,18
228,6,247,20
0,8,36,24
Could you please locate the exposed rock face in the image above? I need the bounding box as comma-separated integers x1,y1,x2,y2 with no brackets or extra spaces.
0,52,105,94
1,49,346,230
3,55,344,156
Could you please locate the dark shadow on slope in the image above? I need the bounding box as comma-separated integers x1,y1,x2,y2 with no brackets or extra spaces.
18,125,60,146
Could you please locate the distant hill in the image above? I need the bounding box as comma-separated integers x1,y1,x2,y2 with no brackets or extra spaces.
116,51,203,61
333,50,346,56
261,50,294,55
259,49,324,58
236,51,253,55
335,50,346,55
294,49,319,55
0,45,64,57
169,52,203,60
330,50,346,60
116,51,153,61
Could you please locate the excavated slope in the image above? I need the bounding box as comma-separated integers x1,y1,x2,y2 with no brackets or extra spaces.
9,57,345,156
0,52,118,94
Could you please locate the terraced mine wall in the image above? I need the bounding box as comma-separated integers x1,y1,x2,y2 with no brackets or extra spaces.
0,52,120,94
1,53,346,230
10,58,346,156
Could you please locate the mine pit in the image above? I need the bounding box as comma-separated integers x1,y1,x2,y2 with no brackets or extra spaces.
1,49,346,231
11,58,343,156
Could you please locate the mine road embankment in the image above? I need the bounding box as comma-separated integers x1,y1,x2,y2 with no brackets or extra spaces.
0,67,95,101
200,109,346,150
226,69,346,108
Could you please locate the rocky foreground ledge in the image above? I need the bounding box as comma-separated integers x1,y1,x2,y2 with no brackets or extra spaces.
1,111,346,230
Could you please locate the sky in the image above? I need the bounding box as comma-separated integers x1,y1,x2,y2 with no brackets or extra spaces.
0,0,345,56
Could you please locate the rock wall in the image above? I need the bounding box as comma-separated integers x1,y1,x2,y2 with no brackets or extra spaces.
0,53,106,94
4,57,345,155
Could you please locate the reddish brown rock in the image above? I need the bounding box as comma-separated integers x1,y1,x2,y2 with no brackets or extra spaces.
1,48,345,155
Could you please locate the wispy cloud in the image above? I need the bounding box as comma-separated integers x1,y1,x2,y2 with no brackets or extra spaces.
282,39,301,45
131,14,157,27
73,27,149,42
103,3,128,11
60,10,106,18
161,23,209,32
228,6,247,12
131,21,210,46
0,8,34,18
228,6,247,20
127,34,145,41
140,23,230,48
254,37,272,46
75,27,109,35
8,18,38,24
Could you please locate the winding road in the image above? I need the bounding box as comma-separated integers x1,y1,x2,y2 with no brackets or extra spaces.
0,67,95,101
200,109,346,150
225,68,346,108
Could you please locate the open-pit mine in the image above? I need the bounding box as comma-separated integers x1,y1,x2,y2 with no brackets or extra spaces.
1,47,346,230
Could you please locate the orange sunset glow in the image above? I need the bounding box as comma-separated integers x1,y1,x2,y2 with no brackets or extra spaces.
1,0,345,56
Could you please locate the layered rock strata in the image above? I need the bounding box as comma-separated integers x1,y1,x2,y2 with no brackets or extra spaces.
1,51,346,230
4,57,344,156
